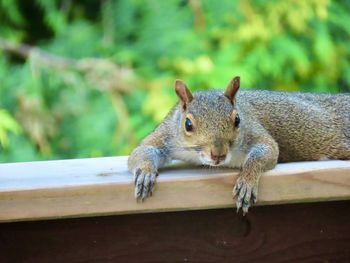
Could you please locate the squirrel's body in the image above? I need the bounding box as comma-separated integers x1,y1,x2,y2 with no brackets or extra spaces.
128,77,350,213
237,90,350,162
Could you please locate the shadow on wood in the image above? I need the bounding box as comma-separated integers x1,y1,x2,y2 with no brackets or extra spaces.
0,200,349,263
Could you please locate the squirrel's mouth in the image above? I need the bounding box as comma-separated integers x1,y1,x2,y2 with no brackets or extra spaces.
208,161,225,167
199,153,226,167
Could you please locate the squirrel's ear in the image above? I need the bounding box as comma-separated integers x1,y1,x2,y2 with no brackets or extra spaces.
224,76,240,104
175,80,193,111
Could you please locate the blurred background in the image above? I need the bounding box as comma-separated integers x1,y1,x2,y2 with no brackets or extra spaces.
0,0,349,162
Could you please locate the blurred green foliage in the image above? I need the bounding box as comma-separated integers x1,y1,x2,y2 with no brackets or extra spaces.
0,0,349,162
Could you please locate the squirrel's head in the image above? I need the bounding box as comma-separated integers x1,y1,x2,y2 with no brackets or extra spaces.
175,76,241,166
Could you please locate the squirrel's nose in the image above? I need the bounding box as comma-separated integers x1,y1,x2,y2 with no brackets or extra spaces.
210,151,226,162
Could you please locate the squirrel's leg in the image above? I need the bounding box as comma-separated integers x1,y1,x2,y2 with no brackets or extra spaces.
128,146,168,200
128,124,172,200
233,140,278,214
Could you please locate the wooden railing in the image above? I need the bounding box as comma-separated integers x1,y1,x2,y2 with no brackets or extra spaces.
0,157,350,222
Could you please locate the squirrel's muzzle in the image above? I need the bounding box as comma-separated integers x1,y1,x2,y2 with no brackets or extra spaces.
210,151,227,165
210,141,228,165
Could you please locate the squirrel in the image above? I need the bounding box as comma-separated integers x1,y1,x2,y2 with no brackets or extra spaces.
128,76,350,214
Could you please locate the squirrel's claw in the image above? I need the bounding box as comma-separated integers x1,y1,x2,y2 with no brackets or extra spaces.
233,177,258,215
252,187,258,204
134,169,157,201
134,171,145,199
232,179,242,197
134,168,142,186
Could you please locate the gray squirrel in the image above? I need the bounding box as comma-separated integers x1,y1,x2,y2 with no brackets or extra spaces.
128,76,350,213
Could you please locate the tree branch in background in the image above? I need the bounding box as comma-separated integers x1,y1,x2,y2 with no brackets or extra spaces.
0,37,135,92
0,37,137,154
0,37,76,68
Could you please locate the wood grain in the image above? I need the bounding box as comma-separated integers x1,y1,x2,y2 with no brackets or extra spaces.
0,157,349,222
0,201,349,263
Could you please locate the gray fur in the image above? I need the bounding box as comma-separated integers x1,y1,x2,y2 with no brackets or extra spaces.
128,85,350,213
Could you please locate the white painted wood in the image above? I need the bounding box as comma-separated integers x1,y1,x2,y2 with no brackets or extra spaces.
0,157,349,222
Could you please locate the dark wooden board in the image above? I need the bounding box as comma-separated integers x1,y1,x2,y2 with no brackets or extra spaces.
1,201,350,263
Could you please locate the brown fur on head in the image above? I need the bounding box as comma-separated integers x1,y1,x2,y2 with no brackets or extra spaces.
175,77,241,166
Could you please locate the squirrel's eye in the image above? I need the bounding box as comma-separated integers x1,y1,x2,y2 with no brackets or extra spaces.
234,114,240,128
185,118,193,132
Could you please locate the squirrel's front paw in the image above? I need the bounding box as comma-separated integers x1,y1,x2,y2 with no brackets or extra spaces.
233,176,258,215
133,168,158,201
